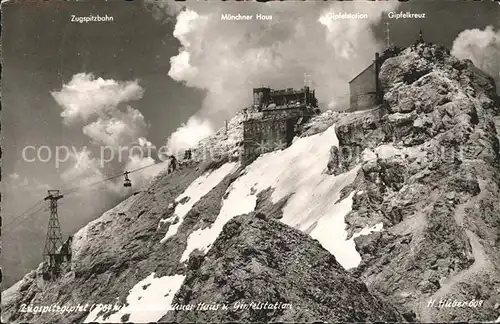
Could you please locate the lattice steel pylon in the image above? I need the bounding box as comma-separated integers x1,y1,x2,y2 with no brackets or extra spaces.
42,190,64,280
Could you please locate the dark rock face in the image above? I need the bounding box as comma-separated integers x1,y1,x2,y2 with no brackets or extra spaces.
326,108,388,175
161,213,404,323
328,43,500,322
254,187,291,220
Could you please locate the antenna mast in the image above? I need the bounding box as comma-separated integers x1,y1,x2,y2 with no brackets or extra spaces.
385,22,391,48
304,72,313,88
304,73,312,106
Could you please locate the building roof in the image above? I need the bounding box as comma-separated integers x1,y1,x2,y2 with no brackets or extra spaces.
348,61,375,84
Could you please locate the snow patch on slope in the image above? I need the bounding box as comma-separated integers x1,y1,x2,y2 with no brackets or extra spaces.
363,144,406,161
83,273,185,323
352,222,384,240
362,143,426,163
181,124,364,268
309,191,357,267
309,190,383,269
160,162,238,243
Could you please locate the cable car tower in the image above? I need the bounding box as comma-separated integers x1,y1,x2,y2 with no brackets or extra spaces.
42,190,64,280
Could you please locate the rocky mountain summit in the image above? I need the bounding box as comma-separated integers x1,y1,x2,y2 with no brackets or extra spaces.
2,42,499,323
328,42,500,322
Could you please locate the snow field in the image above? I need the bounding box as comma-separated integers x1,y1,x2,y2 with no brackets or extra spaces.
160,162,238,243
83,273,185,323
181,124,382,268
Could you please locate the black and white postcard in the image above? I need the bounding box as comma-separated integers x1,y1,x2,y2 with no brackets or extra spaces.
1,1,500,323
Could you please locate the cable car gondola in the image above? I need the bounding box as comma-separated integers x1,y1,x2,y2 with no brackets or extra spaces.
123,171,132,187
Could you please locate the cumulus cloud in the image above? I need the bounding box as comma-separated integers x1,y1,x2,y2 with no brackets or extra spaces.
125,155,156,171
52,73,153,175
3,173,51,214
59,147,141,196
164,2,397,114
125,137,164,187
57,139,161,196
60,148,105,187
165,115,214,154
137,137,155,149
451,25,500,90
2,174,51,233
124,155,166,189
82,106,149,148
52,73,164,196
51,73,144,124
128,137,158,159
7,174,49,192
157,2,397,150
9,173,20,181
169,51,199,82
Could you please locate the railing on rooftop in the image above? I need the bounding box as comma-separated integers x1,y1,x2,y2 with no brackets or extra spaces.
270,88,309,95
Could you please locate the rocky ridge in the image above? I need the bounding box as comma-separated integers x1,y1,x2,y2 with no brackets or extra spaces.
190,110,246,163
328,42,500,322
161,212,403,323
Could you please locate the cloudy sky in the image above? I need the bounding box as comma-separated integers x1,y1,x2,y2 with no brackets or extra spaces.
2,0,499,287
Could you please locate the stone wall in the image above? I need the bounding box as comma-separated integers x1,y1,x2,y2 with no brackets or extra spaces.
242,117,299,164
349,93,378,112
263,107,306,119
